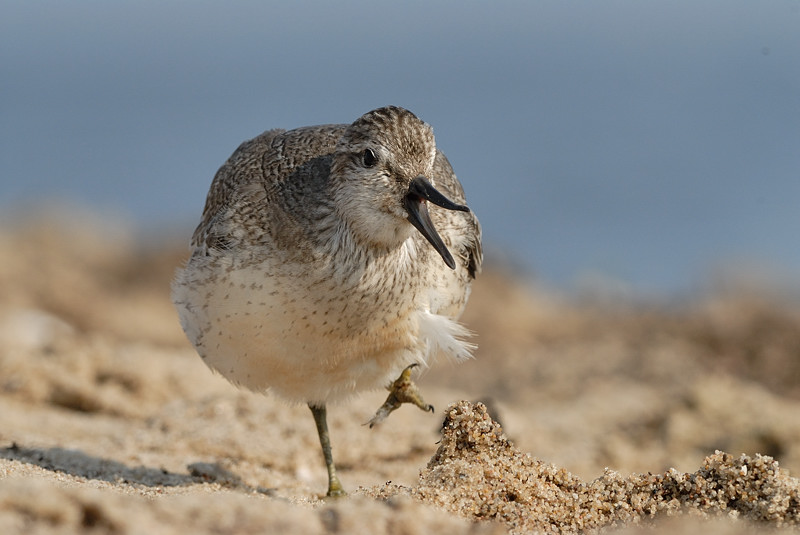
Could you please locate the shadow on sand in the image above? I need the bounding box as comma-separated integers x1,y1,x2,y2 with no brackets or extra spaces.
0,443,275,495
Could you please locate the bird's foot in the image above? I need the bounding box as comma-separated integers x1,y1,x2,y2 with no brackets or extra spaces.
367,363,434,428
325,476,346,498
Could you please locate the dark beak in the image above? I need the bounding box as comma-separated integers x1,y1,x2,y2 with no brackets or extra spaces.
404,176,470,270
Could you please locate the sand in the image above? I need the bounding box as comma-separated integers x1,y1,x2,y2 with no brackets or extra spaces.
1,211,799,534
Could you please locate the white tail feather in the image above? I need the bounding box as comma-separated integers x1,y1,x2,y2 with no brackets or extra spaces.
418,311,475,363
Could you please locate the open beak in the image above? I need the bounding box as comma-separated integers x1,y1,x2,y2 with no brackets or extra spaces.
404,176,470,270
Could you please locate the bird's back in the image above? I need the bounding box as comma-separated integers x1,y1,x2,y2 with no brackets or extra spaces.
191,125,346,254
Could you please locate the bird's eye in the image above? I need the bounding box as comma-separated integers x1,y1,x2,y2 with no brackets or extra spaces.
362,148,378,168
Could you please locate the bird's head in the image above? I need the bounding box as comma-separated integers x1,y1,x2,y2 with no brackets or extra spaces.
331,106,469,268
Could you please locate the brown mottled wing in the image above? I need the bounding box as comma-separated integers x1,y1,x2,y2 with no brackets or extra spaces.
191,129,285,249
191,125,346,252
432,150,483,279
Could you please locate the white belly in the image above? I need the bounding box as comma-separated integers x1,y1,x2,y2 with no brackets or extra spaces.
172,245,473,405
175,262,416,404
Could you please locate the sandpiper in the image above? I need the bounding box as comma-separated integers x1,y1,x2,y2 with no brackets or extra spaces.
172,106,482,496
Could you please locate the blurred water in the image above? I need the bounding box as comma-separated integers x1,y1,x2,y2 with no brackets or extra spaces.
2,1,799,294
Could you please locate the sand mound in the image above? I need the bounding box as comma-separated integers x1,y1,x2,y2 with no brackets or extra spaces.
383,401,799,533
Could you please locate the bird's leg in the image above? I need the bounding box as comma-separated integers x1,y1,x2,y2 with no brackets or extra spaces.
308,403,346,497
367,363,434,428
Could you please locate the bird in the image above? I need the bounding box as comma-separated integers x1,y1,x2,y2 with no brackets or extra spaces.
171,106,482,497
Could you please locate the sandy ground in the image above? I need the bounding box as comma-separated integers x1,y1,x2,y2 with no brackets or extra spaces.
1,211,799,534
